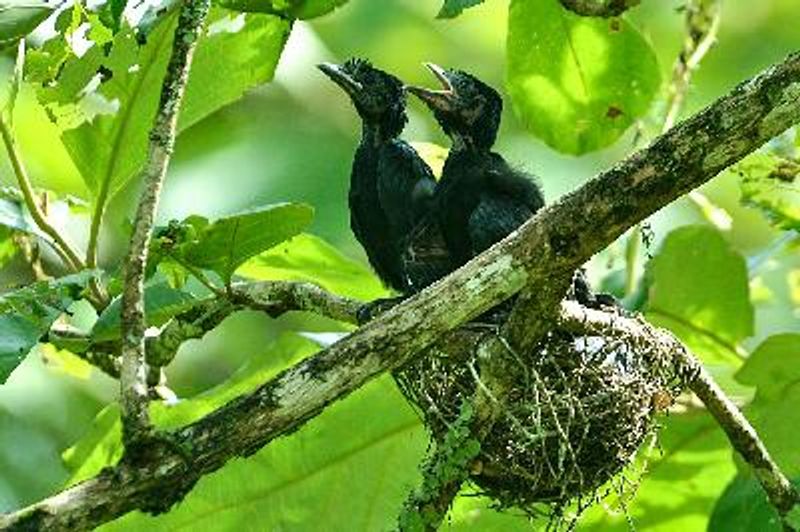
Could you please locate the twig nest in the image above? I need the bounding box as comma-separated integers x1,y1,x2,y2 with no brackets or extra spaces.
394,321,683,511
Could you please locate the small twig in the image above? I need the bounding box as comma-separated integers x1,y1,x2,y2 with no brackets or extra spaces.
559,0,641,18
0,118,85,272
119,0,211,446
559,301,799,523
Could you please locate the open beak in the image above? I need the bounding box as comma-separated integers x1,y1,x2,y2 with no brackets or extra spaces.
318,62,363,97
405,62,456,112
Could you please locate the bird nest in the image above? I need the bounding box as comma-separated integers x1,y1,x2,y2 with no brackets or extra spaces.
394,318,685,515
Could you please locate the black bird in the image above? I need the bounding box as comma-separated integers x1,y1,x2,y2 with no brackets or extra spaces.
407,64,611,308
406,64,545,268
318,59,437,294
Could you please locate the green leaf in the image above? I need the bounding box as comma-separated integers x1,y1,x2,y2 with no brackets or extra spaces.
91,282,201,342
735,334,800,476
215,0,348,19
0,190,49,241
437,0,484,19
62,334,426,531
506,0,660,154
33,8,291,200
0,226,17,268
237,233,389,301
0,1,53,44
734,152,800,231
98,0,127,33
173,203,314,283
709,475,800,532
645,226,752,366
0,271,96,383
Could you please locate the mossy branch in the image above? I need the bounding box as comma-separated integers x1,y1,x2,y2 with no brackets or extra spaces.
118,0,211,446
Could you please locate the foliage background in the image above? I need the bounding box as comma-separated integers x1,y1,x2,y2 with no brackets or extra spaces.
0,0,799,530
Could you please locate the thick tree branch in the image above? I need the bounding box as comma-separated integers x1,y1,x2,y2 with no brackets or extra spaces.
559,302,799,523
119,0,211,445
1,52,799,531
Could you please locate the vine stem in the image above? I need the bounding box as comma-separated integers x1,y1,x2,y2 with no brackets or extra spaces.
119,0,211,446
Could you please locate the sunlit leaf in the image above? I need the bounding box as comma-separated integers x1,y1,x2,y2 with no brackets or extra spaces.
709,475,800,532
734,152,800,231
0,271,96,383
645,226,752,366
173,203,314,283
91,282,201,342
237,233,388,301
0,0,52,44
215,0,348,19
506,0,660,154
735,333,800,476
437,0,484,19
32,8,291,201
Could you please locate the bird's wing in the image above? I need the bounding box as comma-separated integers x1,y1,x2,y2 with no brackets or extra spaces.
401,214,454,292
468,195,533,255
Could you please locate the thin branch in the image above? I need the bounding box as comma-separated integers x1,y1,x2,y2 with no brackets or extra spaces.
559,0,641,18
2,51,800,532
559,301,799,523
0,117,85,273
119,0,211,446
232,281,361,324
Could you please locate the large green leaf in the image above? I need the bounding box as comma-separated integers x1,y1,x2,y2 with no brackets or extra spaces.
437,0,484,19
61,334,426,531
215,0,348,19
32,8,290,200
0,1,52,44
90,282,201,342
506,0,660,154
237,233,388,301
0,271,96,383
709,475,800,532
173,203,314,283
734,152,800,231
735,334,800,476
645,226,753,366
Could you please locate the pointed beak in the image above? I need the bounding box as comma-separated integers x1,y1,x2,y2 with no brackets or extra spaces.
318,62,363,97
405,62,456,112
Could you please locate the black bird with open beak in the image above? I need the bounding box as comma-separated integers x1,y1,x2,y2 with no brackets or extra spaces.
318,59,437,297
406,63,545,266
407,63,614,309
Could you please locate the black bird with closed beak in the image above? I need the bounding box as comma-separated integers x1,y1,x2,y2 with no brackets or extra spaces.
318,59,437,294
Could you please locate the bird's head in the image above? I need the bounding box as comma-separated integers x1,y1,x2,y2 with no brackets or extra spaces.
318,58,407,139
406,64,502,151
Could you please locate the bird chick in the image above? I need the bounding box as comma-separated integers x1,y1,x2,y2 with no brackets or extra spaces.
319,59,436,294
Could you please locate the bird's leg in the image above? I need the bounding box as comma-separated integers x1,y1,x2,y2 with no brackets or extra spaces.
569,269,619,310
357,295,409,324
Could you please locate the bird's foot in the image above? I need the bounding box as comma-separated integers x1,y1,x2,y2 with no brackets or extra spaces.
357,296,408,324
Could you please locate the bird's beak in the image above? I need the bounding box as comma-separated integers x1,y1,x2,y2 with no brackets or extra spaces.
405,62,456,112
318,62,363,97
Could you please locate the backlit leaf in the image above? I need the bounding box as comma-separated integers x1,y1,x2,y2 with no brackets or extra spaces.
506,0,660,154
